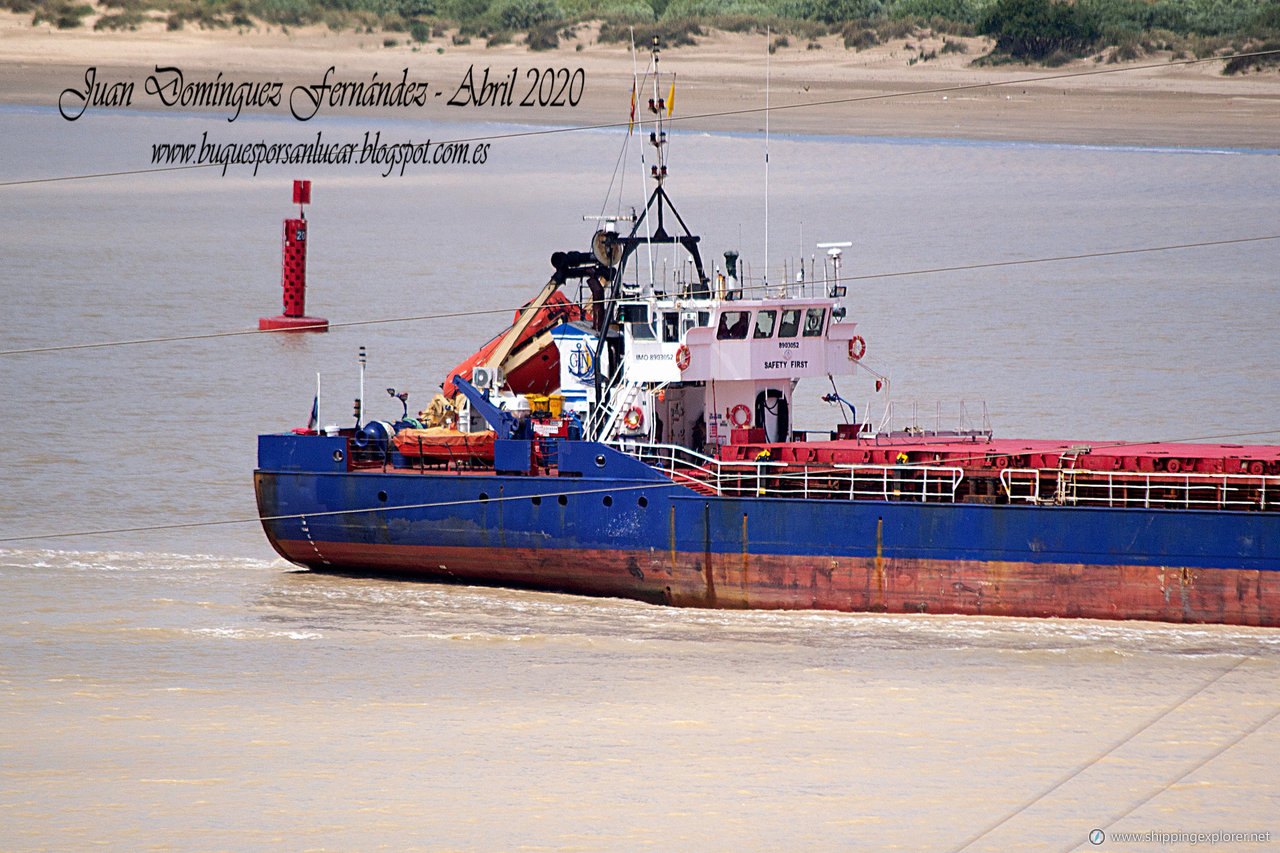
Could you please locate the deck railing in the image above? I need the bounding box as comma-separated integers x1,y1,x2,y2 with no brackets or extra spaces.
878,400,993,438
613,440,965,502
618,441,1278,511
1001,468,1276,512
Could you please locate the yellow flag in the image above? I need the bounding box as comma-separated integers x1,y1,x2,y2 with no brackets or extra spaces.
667,80,675,117
629,82,636,134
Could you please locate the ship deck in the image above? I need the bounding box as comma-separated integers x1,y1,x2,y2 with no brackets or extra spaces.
342,433,1280,515
718,436,1280,476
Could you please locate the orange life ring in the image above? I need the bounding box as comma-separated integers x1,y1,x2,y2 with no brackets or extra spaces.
623,406,644,431
848,335,866,361
729,404,751,428
676,345,691,371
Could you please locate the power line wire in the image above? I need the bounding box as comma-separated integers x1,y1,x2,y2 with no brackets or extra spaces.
1061,700,1280,852
1,46,1277,541
949,656,1252,853
704,48,1280,128
0,304,522,356
0,481,675,544
3,426,1278,545
1,232,1274,357
0,162,215,187
864,428,1280,472
2,48,1277,190
841,234,1280,284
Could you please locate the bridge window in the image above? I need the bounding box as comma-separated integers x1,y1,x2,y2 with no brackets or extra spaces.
662,312,679,342
620,304,647,324
778,308,802,338
803,308,827,337
717,311,750,340
754,309,777,339
682,312,711,336
621,303,654,339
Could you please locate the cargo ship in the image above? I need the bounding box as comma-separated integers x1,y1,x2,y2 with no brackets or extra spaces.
254,68,1280,628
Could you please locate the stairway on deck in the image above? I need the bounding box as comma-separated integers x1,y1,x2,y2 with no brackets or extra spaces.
669,471,718,496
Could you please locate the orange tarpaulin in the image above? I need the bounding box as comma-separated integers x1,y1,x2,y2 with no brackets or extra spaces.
393,429,496,462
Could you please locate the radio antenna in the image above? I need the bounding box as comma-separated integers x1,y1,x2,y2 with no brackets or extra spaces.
764,27,771,291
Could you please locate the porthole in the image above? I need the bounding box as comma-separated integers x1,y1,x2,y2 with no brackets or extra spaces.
332,450,344,463
603,495,613,507
377,490,388,503
595,455,607,468
638,496,648,508
532,496,542,506
479,492,489,503
558,494,568,506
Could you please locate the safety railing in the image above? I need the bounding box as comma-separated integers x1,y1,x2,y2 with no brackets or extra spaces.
835,464,965,502
613,440,740,494
613,441,966,503
1000,469,1041,504
878,400,993,438
1001,468,1276,511
586,362,638,442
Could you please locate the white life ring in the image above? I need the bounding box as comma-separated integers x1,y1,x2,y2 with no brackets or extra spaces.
729,404,751,428
848,335,866,361
623,406,644,431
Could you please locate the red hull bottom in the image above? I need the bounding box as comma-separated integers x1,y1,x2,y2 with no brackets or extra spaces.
268,538,1280,628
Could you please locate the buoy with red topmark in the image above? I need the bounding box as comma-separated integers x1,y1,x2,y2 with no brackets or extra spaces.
259,180,329,332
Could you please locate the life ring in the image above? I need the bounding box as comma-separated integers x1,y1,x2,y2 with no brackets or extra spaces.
676,345,691,371
1166,458,1182,474
623,406,644,431
847,335,866,361
729,404,751,428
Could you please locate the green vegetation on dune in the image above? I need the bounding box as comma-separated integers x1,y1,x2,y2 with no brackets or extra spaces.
976,0,1280,66
10,0,1279,72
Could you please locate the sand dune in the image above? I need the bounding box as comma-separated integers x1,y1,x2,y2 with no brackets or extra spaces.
3,10,1279,147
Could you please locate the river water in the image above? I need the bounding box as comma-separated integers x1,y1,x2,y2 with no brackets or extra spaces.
1,104,1278,850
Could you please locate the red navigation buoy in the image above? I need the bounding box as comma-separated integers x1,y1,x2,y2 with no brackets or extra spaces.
259,180,329,332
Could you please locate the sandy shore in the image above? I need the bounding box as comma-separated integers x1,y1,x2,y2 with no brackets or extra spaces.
3,9,1279,147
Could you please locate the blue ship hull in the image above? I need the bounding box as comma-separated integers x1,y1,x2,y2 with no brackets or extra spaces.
255,434,1280,626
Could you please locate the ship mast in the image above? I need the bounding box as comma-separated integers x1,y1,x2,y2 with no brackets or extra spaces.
590,38,709,432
